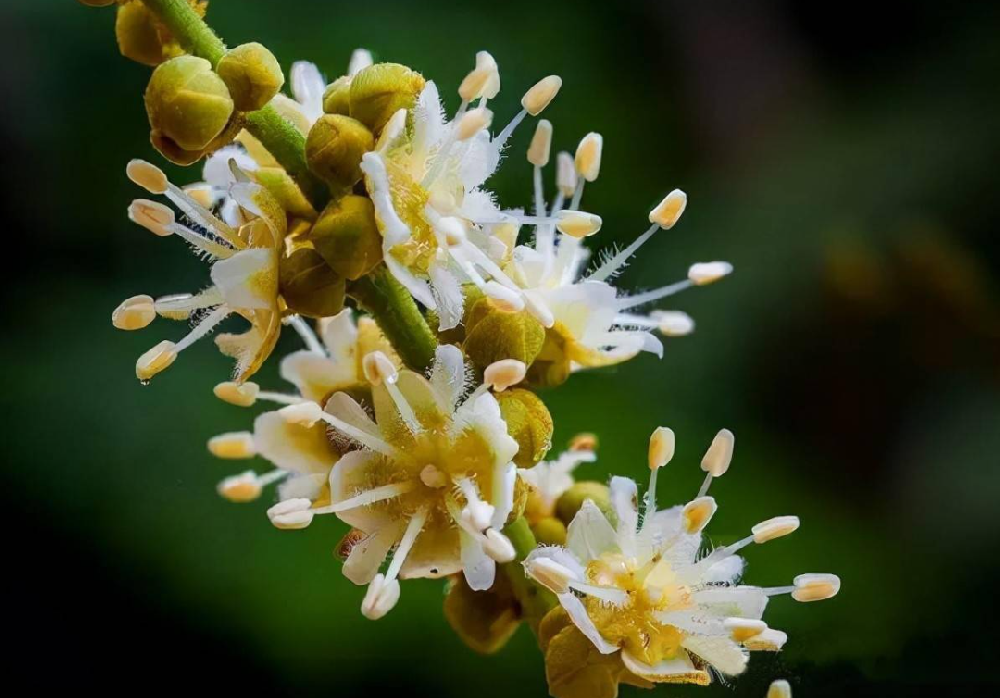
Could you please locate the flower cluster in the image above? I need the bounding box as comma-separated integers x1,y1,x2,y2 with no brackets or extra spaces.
83,1,839,696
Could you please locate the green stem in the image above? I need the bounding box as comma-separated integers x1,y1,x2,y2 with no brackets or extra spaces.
140,0,328,210
348,266,438,373
502,517,557,632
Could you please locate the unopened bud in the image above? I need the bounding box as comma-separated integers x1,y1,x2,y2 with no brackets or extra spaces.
361,573,401,620
527,119,552,167
457,107,493,140
136,340,177,381
127,199,174,236
724,617,767,643
524,556,573,594
126,160,168,194
112,295,156,330
208,432,256,459
213,381,260,407
483,529,516,562
752,516,800,544
311,195,382,280
556,211,602,238
306,114,375,189
556,151,577,197
349,62,426,134
145,55,234,151
792,573,841,602
649,189,688,229
688,261,733,285
322,75,353,116
651,310,694,337
682,496,717,534
217,42,285,112
114,2,167,67
362,350,398,386
648,426,675,470
484,359,526,392
574,132,603,182
522,75,562,116
701,428,735,477
217,471,262,502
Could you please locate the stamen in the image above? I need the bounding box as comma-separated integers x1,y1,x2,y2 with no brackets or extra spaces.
521,75,562,116
644,426,675,517
154,289,224,319
569,433,598,452
208,431,256,459
126,160,168,194
174,306,231,353
317,408,400,458
284,315,325,354
615,279,693,311
556,151,577,199
128,199,174,236
362,351,399,386
313,482,415,514
527,119,553,168
217,471,264,502
767,679,792,698
136,340,177,381
574,132,603,183
556,211,602,238
266,498,314,529
483,528,516,562
648,189,688,229
163,182,243,249
752,516,800,543
682,496,717,534
569,179,586,211
586,223,659,282
457,107,493,141
484,281,525,312
420,464,449,488
697,428,734,497
256,391,306,405
745,629,788,651
384,506,430,583
112,295,156,330
484,359,526,392
361,572,401,620
166,223,235,260
493,109,526,151
724,618,767,643
214,381,261,407
524,557,573,594
790,573,841,602
652,310,695,336
457,478,495,532
523,291,555,328
688,261,733,285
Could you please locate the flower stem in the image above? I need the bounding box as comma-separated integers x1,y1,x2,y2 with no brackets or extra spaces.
140,0,329,209
347,266,438,373
502,516,557,632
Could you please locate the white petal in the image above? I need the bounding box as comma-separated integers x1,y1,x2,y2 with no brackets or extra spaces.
566,499,618,562
277,473,327,501
620,650,708,683
361,152,412,247
429,343,467,412
290,61,326,122
323,392,381,439
318,308,358,363
428,262,464,331
202,145,258,188
490,462,517,529
253,410,336,475
210,248,277,310
703,555,745,584
610,476,639,550
558,592,618,654
692,585,769,620
460,529,496,591
327,450,395,532
523,545,586,582
280,350,356,403
385,255,437,310
681,635,748,676
343,522,404,585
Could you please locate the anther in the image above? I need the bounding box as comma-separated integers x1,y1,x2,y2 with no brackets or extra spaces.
484,359,526,392
279,401,324,426
527,119,553,167
128,199,175,236
361,573,401,620
522,75,562,116
362,351,399,386
791,573,841,602
724,617,767,643
266,498,314,530
688,261,733,285
651,310,694,337
648,189,688,229
767,680,792,698
136,340,177,381
208,432,256,459
556,211,602,238
217,471,262,502
126,159,168,194
648,426,676,470
574,133,603,182
682,496,717,534
112,295,156,330
457,107,493,140
213,381,260,407
524,557,573,594
701,428,735,477
555,151,577,198
752,516,800,544
483,528,516,562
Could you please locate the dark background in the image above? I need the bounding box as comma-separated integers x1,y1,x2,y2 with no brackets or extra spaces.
2,1,998,695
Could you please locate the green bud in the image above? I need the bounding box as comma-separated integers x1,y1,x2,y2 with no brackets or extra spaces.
497,388,553,469
115,2,166,67
145,55,235,152
217,42,285,112
310,195,383,280
532,517,567,546
322,76,352,116
525,329,572,388
305,114,374,190
278,248,347,318
463,297,546,371
443,571,520,655
349,63,425,134
556,481,613,527
253,167,317,220
150,114,242,166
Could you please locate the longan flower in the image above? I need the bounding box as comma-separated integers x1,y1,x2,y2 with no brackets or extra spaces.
360,52,566,330
520,440,597,521
115,159,286,383
525,427,839,685
266,345,522,619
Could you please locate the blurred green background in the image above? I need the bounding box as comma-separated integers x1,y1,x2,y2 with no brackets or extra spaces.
2,1,999,695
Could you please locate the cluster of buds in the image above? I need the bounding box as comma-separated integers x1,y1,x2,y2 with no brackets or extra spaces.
81,2,839,697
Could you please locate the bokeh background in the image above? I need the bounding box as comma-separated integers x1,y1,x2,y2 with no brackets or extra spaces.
2,1,998,695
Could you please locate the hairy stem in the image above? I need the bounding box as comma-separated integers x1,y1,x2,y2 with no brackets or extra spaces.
140,0,328,209
503,516,558,632
348,266,438,373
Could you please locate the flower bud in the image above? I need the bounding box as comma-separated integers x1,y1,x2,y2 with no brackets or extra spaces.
278,248,347,318
305,114,374,189
114,2,167,67
145,56,235,152
349,63,426,135
310,195,383,280
217,42,285,112
555,481,612,526
497,389,553,468
463,299,546,370
532,516,568,545
323,75,352,115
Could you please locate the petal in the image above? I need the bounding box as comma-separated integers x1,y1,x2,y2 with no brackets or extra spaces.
290,61,326,122
280,350,357,403
681,635,749,676
210,248,278,310
692,585,769,620
460,529,496,591
566,500,619,562
702,555,745,584
399,514,462,579
609,476,638,549
277,472,327,501
428,262,465,331
343,522,405,585
318,309,358,362
557,592,618,655
620,650,711,685
327,450,395,532
202,145,258,188
385,255,437,310
324,392,380,438
490,462,517,529
429,343,467,413
253,410,337,475
523,545,586,582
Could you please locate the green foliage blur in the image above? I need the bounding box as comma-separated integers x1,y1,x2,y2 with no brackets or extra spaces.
2,1,998,695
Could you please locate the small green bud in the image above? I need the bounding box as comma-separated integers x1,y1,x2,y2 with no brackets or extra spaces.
145,55,235,152
443,572,520,655
305,114,374,190
497,388,553,469
278,248,347,318
217,42,285,112
349,63,425,134
532,517,567,546
556,481,613,527
310,195,383,280
463,297,546,371
115,2,165,67
150,115,242,166
323,76,352,116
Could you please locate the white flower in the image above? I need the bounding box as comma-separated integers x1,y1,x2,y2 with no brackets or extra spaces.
115,160,286,383
264,345,522,619
519,444,596,519
524,427,839,685
360,52,565,331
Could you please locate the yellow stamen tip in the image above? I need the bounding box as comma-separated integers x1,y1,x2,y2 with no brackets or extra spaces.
135,340,177,381
792,573,841,602
213,381,260,407
208,432,256,459
522,75,562,116
649,188,688,229
555,151,577,197
700,428,735,477
527,119,553,167
484,359,526,392
126,159,168,195
574,132,603,182
682,496,717,534
724,617,767,643
767,680,792,698
457,107,493,141
569,432,598,452
112,295,156,331
217,471,262,502
362,350,398,386
556,210,602,238
752,515,800,543
648,426,676,470
127,199,175,236
688,261,734,286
